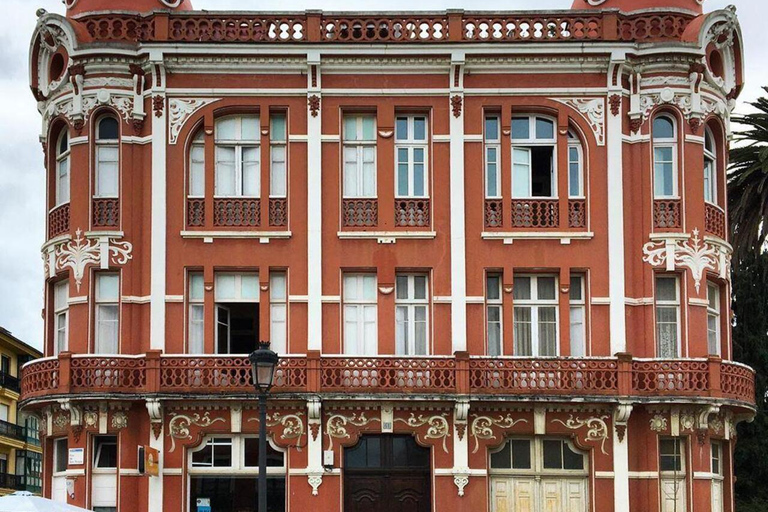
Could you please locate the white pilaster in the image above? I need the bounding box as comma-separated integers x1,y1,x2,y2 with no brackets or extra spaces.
148,419,164,512
607,54,627,355
150,55,167,351
449,53,467,353
452,399,470,496
306,398,324,495
306,52,323,351
613,403,632,512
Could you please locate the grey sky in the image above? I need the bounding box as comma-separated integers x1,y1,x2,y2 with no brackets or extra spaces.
0,0,763,350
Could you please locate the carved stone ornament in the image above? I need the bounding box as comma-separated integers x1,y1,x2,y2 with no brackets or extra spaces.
551,414,610,455
453,472,470,497
609,94,622,117
326,412,380,450
394,413,451,453
308,473,323,496
168,98,220,144
44,92,136,131
650,414,668,433
53,412,69,432
151,422,163,440
111,411,128,430
83,410,98,428
46,229,133,291
451,95,463,118
152,95,164,118
642,229,731,294
553,97,605,146
167,412,225,452
710,415,724,435
470,414,527,453
248,412,306,448
634,88,723,129
680,412,696,432
308,95,321,117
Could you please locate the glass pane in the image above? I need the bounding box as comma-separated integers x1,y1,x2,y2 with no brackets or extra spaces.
395,306,408,355
570,276,583,301
96,274,119,301
413,276,427,300
512,148,531,197
413,117,426,141
513,307,532,356
396,118,408,140
59,133,68,155
488,314,501,356
190,147,205,196
708,284,719,310
396,276,409,300
563,442,584,470
570,306,585,357
189,274,204,301
215,147,236,195
653,116,675,139
242,147,260,196
243,438,284,467
543,440,563,469
362,275,376,300
189,305,204,354
216,117,237,140
538,307,558,356
485,117,499,140
511,439,532,469
98,118,119,140
415,308,427,355
535,117,554,139
344,306,360,354
271,273,287,300
487,275,500,301
656,277,678,301
241,275,259,300
241,116,259,141
490,442,511,469
270,115,286,141
511,118,529,140
537,277,556,300
513,277,531,300
362,117,375,141
215,275,236,301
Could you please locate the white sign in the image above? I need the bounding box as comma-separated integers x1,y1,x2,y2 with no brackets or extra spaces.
196,498,211,512
68,448,84,465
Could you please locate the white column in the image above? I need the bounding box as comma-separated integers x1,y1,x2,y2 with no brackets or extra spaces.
149,56,167,352
452,400,470,496
306,53,323,352
607,54,627,355
306,398,324,495
147,400,164,512
613,403,632,512
449,53,467,353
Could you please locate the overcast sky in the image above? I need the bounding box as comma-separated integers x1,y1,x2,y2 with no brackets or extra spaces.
0,0,763,350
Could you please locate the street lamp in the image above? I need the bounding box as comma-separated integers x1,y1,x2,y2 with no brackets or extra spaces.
249,341,279,512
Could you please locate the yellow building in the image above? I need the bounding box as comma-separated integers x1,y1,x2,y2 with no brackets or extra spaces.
0,327,42,495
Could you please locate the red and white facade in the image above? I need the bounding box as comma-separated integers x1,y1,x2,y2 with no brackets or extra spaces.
23,0,755,511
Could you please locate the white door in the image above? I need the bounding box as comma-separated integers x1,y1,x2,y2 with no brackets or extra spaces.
52,476,66,503
92,472,117,509
660,477,687,512
491,477,585,512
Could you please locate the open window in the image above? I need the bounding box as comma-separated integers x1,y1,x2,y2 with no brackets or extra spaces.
215,273,259,354
511,115,556,198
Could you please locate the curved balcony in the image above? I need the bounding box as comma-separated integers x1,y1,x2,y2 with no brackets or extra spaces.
20,353,756,409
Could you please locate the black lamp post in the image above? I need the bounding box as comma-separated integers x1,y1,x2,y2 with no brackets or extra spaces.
249,341,279,512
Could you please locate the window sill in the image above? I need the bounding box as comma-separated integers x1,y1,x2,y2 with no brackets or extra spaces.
337,231,437,243
180,230,291,243
481,231,593,244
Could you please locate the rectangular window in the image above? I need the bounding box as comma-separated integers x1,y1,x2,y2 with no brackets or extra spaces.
486,273,503,356
188,273,204,354
270,272,287,354
659,438,684,473
704,157,716,204
192,437,233,468
485,116,501,198
655,275,680,358
707,282,721,356
568,135,584,198
215,116,260,197
93,436,117,469
343,115,376,198
54,280,69,355
395,274,429,355
711,442,722,476
654,146,677,198
0,404,8,422
95,274,119,354
189,131,205,197
343,274,378,355
511,116,556,198
215,273,259,355
54,438,68,473
56,145,70,206
395,115,428,198
513,275,558,356
270,114,287,198
569,275,586,357
95,146,119,198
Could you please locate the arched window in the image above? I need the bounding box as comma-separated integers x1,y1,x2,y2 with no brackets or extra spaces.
55,130,70,206
567,130,584,198
189,130,205,197
95,116,119,198
511,115,556,198
704,127,717,204
652,115,678,199
215,115,260,197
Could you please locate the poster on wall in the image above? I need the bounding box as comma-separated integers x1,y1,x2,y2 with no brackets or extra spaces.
68,448,84,465
144,446,160,477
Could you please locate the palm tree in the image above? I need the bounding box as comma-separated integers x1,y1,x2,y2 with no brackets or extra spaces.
729,86,768,261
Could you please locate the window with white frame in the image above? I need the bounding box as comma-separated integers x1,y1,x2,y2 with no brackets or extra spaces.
653,115,678,199
486,273,503,356
270,114,287,198
55,131,70,206
395,115,428,198
189,436,286,511
711,440,724,512
95,117,119,198
655,275,680,358
215,115,260,197
343,274,378,355
215,272,259,354
485,116,501,198
270,271,287,354
343,115,377,198
569,274,586,357
511,115,556,198
94,274,119,354
395,274,429,355
707,281,721,356
513,275,558,356
188,272,204,354
93,435,117,469
54,438,68,474
704,127,717,204
711,441,722,476
659,437,687,512
53,280,68,355
189,130,205,198
568,130,584,198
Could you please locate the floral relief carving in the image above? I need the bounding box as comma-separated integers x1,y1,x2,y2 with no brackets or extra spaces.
53,412,69,432
450,95,463,118
710,415,724,435
83,411,98,428
553,97,605,146
111,411,128,430
453,473,469,497
49,229,133,291
394,413,451,453
609,94,622,116
650,414,668,433
308,95,321,117
551,414,610,455
470,414,528,453
326,412,379,450
168,98,220,144
247,412,306,448
680,412,696,432
167,412,225,452
153,95,165,117
642,228,730,294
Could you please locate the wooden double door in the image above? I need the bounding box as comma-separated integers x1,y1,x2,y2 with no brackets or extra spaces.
344,435,431,512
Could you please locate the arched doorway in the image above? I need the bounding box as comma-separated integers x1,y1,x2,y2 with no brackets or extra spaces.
343,434,431,512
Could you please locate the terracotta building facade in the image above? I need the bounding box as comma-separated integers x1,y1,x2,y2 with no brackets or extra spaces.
22,0,755,511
